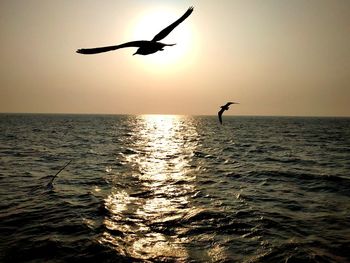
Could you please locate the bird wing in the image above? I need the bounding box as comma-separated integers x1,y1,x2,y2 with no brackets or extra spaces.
224,102,239,107
151,6,194,42
218,108,225,125
76,41,148,54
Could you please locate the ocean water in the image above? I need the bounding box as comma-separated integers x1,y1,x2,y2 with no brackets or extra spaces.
0,114,349,262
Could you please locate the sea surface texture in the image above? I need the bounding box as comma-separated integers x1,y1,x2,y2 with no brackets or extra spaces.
0,114,349,262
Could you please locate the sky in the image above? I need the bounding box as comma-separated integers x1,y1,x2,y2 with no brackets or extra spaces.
1,0,349,116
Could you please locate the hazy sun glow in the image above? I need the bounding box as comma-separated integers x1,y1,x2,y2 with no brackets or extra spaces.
127,7,195,69
1,2,349,116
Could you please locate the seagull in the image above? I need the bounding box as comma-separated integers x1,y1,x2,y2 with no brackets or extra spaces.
76,6,194,56
218,102,239,125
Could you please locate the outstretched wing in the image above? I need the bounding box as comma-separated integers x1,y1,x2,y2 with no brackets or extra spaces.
152,6,194,42
218,108,225,125
76,41,148,54
224,102,239,107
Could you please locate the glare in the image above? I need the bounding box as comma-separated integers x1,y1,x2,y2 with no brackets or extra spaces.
137,115,180,181
100,114,199,260
128,8,195,68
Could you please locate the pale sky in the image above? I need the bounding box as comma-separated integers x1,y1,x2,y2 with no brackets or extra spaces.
1,0,349,116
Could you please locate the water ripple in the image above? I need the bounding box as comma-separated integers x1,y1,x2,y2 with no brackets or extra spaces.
0,114,349,262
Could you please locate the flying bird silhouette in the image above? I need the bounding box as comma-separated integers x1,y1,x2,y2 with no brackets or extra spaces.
218,102,239,125
76,6,194,56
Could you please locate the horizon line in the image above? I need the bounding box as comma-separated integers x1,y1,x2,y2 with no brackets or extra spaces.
1,112,349,118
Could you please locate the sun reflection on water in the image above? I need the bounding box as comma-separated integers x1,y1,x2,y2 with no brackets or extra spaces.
100,115,198,260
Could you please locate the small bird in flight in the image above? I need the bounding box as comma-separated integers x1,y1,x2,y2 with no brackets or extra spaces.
77,6,194,56
218,102,239,125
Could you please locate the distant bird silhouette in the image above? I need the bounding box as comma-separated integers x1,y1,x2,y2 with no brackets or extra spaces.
218,102,239,125
77,6,194,56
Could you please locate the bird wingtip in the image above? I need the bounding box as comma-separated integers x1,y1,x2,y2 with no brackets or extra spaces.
76,49,92,55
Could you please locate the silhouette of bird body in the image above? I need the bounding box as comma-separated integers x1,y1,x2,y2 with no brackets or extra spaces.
133,41,175,56
77,7,193,56
218,102,239,125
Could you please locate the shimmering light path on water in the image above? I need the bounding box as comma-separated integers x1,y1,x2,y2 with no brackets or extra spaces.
0,114,349,262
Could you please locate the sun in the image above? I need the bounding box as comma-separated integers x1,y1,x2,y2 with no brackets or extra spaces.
126,7,195,68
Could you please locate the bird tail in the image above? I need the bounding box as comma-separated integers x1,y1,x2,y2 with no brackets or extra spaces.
164,43,176,46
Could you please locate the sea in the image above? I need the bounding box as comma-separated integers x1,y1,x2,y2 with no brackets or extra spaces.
0,114,349,262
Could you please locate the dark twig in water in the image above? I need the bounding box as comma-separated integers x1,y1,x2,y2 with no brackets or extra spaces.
47,160,72,189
